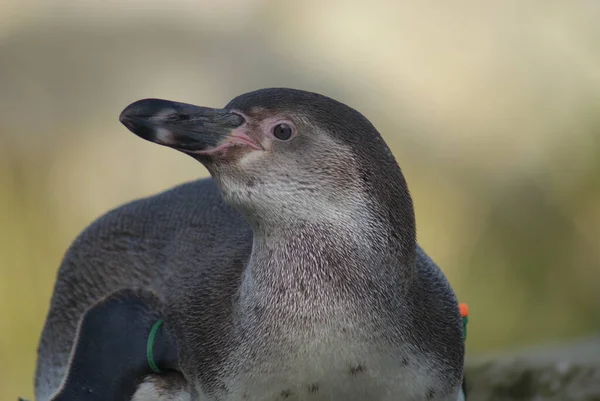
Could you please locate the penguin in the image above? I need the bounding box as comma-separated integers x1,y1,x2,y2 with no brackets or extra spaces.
34,88,465,401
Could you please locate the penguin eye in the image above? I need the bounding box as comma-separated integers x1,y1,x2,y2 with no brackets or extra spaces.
272,123,293,141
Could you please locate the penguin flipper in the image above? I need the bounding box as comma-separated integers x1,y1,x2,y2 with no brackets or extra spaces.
48,288,180,401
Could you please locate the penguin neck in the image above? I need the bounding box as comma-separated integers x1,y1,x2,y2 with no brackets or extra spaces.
239,213,415,309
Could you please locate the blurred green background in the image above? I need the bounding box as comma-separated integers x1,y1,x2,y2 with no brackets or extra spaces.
1,0,599,399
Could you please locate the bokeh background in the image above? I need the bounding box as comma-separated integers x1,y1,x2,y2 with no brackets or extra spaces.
2,0,600,399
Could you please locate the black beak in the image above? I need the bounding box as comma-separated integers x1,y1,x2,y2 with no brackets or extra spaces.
119,98,245,153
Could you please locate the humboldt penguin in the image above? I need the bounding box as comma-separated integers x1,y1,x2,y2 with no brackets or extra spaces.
34,88,465,401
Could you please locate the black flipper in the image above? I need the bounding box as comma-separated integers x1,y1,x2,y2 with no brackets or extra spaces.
50,288,179,401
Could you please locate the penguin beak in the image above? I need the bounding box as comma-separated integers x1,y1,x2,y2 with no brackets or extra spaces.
119,98,251,155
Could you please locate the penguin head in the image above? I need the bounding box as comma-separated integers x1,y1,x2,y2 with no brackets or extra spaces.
120,88,414,238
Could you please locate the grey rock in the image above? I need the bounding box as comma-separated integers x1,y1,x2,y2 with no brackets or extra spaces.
465,337,600,401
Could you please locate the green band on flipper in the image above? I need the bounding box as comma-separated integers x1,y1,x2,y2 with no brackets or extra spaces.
147,320,164,374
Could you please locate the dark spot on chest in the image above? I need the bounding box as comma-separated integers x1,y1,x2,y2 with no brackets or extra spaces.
277,285,287,296
246,177,263,188
349,364,366,375
308,383,319,393
280,389,291,398
401,357,409,366
426,388,435,400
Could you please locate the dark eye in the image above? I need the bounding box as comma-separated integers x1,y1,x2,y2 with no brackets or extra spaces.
272,123,293,141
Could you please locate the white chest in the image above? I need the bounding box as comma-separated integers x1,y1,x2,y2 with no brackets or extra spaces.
132,355,462,401
209,338,450,401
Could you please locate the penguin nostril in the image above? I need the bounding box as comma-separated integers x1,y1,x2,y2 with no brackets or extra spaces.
150,108,179,121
